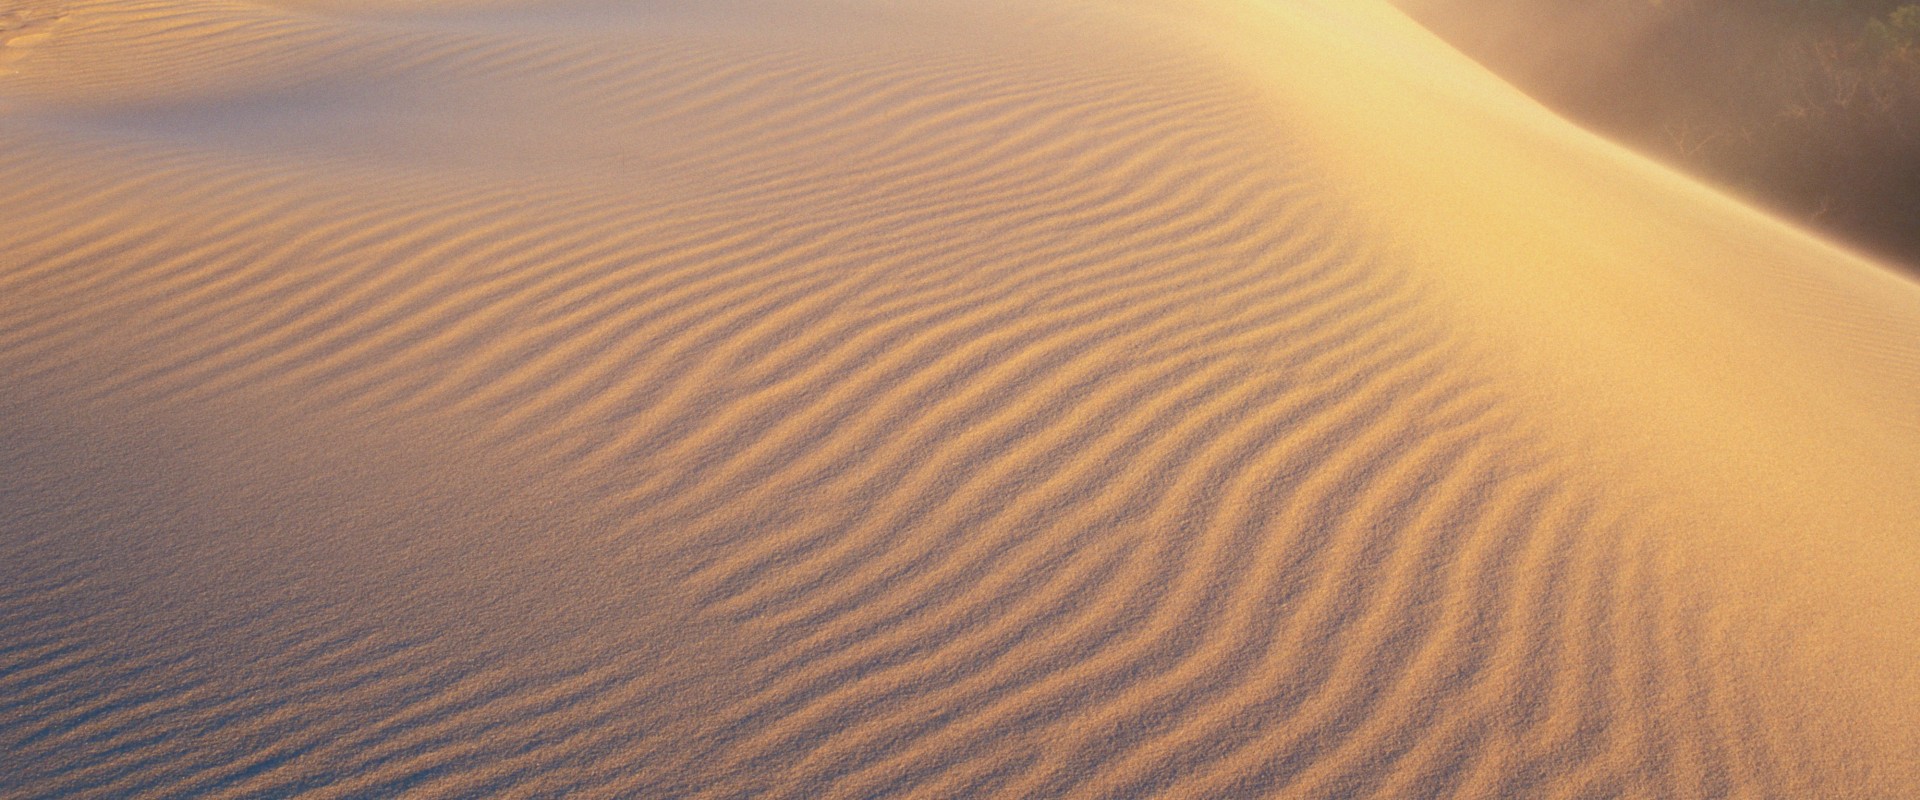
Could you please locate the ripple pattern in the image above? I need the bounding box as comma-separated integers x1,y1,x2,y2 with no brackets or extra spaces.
2,0,1907,797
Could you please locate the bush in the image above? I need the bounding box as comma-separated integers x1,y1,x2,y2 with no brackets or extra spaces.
1867,5,1920,48
1400,0,1920,270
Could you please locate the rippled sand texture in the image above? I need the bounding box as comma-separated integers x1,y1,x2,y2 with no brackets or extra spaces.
3,0,1919,797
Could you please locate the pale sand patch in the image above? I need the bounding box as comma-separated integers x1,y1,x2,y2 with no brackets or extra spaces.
0,8,62,76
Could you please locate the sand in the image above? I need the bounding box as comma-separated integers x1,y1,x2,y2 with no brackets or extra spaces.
2,0,1918,796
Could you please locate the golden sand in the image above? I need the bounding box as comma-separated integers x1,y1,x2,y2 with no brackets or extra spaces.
2,1,1917,796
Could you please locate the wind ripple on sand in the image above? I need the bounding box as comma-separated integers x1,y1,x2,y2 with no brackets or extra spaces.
1,0,1915,797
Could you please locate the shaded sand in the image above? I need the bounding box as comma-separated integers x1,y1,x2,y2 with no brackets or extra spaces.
3,0,1919,796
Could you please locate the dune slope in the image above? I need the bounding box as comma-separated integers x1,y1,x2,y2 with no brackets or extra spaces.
2,0,1918,797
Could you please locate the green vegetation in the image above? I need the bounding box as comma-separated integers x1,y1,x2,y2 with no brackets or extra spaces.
1404,0,1920,269
1867,5,1920,48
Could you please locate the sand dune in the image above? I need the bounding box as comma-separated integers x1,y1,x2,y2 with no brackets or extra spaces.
3,0,1918,796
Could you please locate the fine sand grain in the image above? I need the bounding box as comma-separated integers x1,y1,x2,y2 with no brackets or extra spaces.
2,1,1918,797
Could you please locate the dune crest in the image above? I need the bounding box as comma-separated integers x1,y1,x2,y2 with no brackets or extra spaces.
3,0,1917,796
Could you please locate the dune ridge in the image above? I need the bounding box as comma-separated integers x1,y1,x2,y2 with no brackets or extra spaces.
3,0,1918,797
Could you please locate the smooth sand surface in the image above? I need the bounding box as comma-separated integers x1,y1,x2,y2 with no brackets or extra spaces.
3,1,1919,796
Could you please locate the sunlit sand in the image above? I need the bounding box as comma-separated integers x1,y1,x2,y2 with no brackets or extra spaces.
3,1,1918,796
